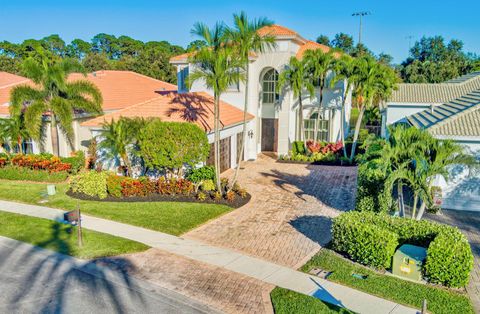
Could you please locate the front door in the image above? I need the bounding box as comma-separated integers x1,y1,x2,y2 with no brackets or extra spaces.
261,118,278,152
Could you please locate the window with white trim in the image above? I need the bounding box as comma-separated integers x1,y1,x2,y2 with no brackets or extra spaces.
261,69,279,104
304,112,329,141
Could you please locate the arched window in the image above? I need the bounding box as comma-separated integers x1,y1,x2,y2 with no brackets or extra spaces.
304,112,329,141
261,69,279,104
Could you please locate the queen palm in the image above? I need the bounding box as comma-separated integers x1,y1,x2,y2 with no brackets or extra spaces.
331,54,356,158
10,56,103,156
226,11,276,189
189,22,244,193
304,49,336,141
349,56,397,162
277,57,314,142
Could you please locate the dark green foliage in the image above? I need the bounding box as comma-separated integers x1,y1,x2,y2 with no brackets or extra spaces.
138,120,209,172
292,141,306,155
332,213,398,269
186,165,216,183
425,230,474,288
332,212,474,287
0,35,185,83
400,36,478,83
0,165,68,182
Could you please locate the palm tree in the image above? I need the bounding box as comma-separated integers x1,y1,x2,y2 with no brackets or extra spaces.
304,49,336,141
331,54,357,158
349,56,397,162
277,56,314,142
226,11,276,190
0,115,30,154
97,117,145,177
189,22,244,193
10,55,103,156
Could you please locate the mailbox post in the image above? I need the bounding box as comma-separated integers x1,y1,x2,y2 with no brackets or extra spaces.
64,203,83,247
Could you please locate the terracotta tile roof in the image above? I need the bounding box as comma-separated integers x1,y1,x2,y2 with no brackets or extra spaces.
296,40,337,59
257,24,298,37
0,72,30,88
0,70,177,116
0,72,33,116
81,91,254,132
170,52,195,63
68,70,177,111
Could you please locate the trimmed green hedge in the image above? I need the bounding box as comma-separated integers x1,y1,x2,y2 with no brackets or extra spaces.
332,216,398,268
0,166,69,182
332,212,473,288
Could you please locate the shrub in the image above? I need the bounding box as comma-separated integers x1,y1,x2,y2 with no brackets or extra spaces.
0,157,7,167
10,154,72,173
121,177,156,197
237,188,248,198
425,229,474,288
196,191,207,201
292,141,306,155
355,162,393,213
158,177,193,196
0,165,69,182
106,174,123,198
212,191,222,201
186,166,216,183
332,211,474,287
332,213,398,269
138,120,210,172
201,180,215,192
60,151,85,174
70,171,108,199
225,190,236,202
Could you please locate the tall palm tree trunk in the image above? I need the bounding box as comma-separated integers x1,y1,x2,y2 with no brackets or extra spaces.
340,83,350,158
313,82,324,142
50,113,60,156
349,104,365,162
214,96,222,193
17,136,23,154
411,193,419,219
397,181,405,217
298,93,304,142
230,64,249,190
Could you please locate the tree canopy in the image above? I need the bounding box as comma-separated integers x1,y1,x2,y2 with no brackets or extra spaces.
0,34,185,83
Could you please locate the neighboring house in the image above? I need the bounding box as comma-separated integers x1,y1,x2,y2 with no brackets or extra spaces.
170,24,352,160
82,91,253,173
382,72,480,212
0,70,177,156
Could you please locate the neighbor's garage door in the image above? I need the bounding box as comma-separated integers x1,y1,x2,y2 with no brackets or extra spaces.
207,137,231,173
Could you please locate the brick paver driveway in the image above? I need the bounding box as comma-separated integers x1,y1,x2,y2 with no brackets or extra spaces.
426,210,480,313
185,154,358,268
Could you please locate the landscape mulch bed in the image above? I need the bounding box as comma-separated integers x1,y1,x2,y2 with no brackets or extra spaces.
67,190,251,209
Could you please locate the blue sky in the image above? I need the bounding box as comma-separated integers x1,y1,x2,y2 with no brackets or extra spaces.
1,0,479,63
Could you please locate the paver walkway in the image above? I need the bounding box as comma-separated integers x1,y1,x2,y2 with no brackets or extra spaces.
186,155,358,268
0,200,417,314
426,210,480,313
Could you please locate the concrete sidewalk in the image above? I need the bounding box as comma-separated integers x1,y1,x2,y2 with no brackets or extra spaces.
0,200,418,314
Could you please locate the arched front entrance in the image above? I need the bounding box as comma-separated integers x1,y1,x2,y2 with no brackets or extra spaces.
260,68,279,152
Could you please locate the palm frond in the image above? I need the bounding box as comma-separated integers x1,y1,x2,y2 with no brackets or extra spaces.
23,100,47,141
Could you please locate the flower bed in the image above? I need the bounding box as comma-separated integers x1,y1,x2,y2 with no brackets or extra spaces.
0,152,85,182
279,140,353,165
68,169,251,208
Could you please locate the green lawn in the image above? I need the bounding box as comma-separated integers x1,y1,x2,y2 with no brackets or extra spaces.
301,249,474,314
270,287,353,314
0,210,149,259
0,180,232,236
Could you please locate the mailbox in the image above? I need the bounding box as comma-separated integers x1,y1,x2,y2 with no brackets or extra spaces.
392,244,427,281
64,210,79,224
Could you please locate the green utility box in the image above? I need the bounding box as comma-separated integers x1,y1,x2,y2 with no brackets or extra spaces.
392,244,427,281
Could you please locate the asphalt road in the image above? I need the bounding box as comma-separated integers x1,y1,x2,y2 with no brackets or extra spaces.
0,237,220,314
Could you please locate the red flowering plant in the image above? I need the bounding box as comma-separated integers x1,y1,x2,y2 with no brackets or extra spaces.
10,154,72,173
